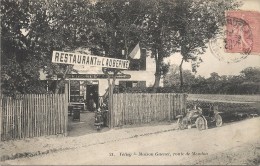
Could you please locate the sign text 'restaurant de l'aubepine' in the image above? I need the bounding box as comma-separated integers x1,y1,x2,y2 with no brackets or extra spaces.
52,51,130,70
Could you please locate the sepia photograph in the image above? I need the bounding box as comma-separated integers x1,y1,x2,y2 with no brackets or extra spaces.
0,0,260,165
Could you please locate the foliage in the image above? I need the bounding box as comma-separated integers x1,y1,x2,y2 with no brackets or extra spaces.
163,64,195,92
91,0,144,58
137,0,180,89
1,0,94,94
174,0,240,90
1,0,47,94
0,0,244,95
164,66,260,94
175,0,240,59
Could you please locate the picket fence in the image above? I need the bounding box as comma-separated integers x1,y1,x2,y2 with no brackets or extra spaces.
0,94,68,141
111,93,187,127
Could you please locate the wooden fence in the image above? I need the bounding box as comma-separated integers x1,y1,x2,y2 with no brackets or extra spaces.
111,93,187,127
0,94,68,141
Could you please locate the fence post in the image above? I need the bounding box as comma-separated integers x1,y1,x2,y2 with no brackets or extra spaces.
109,84,113,128
0,95,2,141
168,93,171,121
64,84,68,136
108,83,114,128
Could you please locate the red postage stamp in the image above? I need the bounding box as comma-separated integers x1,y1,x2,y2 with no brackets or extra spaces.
225,11,260,55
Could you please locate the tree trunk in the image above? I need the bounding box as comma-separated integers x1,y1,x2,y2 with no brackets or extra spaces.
106,70,119,128
152,48,161,92
153,74,161,90
55,66,70,94
179,58,184,92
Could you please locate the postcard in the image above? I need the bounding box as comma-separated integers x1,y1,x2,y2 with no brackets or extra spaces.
1,0,259,165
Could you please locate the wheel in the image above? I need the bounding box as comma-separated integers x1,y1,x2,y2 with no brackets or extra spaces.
215,114,222,127
196,117,206,130
178,120,186,130
177,118,187,130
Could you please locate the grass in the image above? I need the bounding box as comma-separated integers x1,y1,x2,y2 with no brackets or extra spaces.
188,94,260,102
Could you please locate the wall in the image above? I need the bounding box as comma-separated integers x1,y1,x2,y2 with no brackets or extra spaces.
72,55,159,96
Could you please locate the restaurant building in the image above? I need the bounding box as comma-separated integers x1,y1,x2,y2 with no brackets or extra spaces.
40,49,163,111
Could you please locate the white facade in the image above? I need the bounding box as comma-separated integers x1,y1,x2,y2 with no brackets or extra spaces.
40,51,164,105
71,54,160,96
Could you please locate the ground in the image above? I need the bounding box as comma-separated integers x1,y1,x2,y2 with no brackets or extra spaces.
1,117,260,165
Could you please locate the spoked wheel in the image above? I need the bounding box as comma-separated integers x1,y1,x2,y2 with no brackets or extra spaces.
177,117,187,130
215,114,223,127
196,117,206,130
178,119,186,130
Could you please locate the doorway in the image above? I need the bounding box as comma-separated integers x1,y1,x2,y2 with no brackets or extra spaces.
86,84,99,111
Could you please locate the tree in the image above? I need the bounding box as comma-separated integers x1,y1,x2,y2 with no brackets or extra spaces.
1,0,244,95
207,72,222,93
239,67,260,94
240,67,260,82
1,0,46,94
163,65,179,88
1,0,95,94
41,0,95,93
191,75,208,94
173,0,240,91
89,0,149,97
92,0,145,58
163,64,195,92
137,0,179,90
92,1,178,92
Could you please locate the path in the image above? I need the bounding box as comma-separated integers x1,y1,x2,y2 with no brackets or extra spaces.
2,118,260,165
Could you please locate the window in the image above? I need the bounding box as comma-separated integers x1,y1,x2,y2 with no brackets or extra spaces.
41,80,65,93
132,82,138,87
70,80,84,102
119,81,146,88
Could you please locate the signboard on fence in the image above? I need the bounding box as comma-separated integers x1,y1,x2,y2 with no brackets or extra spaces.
52,51,130,70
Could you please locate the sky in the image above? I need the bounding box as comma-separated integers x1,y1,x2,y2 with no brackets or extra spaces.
165,0,260,78
165,50,260,78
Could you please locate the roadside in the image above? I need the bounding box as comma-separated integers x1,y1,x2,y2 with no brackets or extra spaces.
0,120,177,161
191,140,260,165
2,117,260,165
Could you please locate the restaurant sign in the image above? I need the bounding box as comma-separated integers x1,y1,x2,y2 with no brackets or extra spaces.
64,74,131,79
52,51,130,70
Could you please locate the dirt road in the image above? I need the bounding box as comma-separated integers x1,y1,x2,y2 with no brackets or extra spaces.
2,118,260,165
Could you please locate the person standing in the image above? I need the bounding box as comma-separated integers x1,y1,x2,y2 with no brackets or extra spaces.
89,93,97,112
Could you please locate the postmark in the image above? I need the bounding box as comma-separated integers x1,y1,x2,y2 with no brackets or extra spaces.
209,33,249,63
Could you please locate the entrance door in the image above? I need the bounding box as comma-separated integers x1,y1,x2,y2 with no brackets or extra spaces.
86,84,99,111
